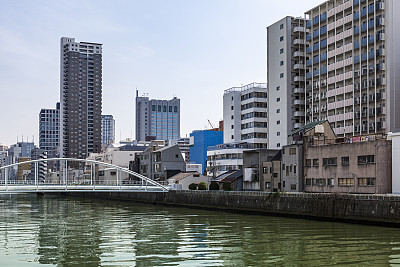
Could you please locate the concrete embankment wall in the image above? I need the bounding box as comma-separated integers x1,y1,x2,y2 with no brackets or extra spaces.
65,191,400,227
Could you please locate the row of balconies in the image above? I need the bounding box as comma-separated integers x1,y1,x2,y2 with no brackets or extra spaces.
324,71,353,84
327,24,353,43
327,57,353,72
327,42,353,58
327,0,353,18
327,98,354,110
328,112,354,122
327,85,354,98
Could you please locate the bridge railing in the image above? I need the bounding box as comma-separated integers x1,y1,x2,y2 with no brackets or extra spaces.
0,158,169,192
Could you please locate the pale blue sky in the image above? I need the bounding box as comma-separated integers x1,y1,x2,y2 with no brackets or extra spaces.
0,0,322,146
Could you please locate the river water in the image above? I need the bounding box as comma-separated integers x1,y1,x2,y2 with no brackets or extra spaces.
0,194,400,266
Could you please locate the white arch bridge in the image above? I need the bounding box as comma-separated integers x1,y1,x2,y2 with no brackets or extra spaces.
0,158,169,193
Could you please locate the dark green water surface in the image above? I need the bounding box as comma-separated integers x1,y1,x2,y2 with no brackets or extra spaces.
0,194,399,266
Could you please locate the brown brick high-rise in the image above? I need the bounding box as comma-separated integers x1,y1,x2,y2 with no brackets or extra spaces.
60,37,102,159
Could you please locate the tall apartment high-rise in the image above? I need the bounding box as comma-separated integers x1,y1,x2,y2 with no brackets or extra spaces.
101,115,115,145
135,90,180,141
304,0,400,136
60,37,102,158
223,83,268,148
39,102,60,158
267,17,307,149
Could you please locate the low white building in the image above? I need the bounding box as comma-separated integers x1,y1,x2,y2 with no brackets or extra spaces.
168,172,210,190
88,141,149,168
206,143,253,178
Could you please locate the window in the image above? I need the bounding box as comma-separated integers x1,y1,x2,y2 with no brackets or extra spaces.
338,178,354,186
263,167,268,173
277,98,280,102
158,105,161,112
280,36,284,42
277,143,280,148
306,178,312,185
231,106,234,110
231,125,234,129
273,173,278,178
277,109,280,113
174,106,178,112
152,105,156,111
231,115,234,119
280,48,284,54
231,135,234,139
280,24,284,29
289,148,296,155
358,155,375,164
294,165,297,174
277,132,280,136
266,182,271,189
163,106,167,112
280,73,284,78
276,86,280,91
358,178,376,186
277,120,280,125
313,159,319,166
327,178,334,186
313,178,326,187
342,157,350,166
291,184,296,190
175,154,179,158
306,159,311,167
280,61,284,66
323,157,337,166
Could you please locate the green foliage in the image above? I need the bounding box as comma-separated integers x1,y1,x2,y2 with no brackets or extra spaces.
188,183,198,190
198,182,208,190
209,182,220,191
223,182,232,191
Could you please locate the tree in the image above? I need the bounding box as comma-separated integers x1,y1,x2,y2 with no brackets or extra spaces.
209,182,219,191
223,182,232,191
198,182,207,190
189,183,197,190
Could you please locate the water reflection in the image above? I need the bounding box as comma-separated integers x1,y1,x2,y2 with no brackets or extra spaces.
0,194,399,266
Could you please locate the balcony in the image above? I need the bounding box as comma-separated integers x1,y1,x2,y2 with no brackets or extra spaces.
293,99,305,105
294,123,303,129
293,51,305,58
293,76,305,82
293,87,305,94
293,26,307,33
293,39,305,45
293,111,305,117
293,63,305,70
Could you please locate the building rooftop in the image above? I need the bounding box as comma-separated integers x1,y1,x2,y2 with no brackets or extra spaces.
169,172,200,182
288,120,327,136
213,170,243,183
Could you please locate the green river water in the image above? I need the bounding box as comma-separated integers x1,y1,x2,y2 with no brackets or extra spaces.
0,194,399,266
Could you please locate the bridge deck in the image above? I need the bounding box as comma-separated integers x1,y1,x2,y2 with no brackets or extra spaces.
0,185,167,193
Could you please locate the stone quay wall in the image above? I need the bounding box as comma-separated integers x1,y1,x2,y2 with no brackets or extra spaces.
64,190,400,227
